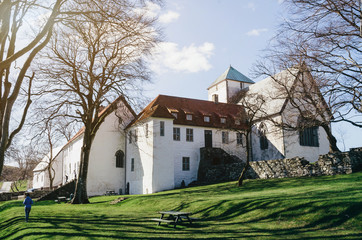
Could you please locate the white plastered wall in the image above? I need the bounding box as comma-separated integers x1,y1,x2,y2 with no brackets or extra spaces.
252,116,285,161
126,118,155,195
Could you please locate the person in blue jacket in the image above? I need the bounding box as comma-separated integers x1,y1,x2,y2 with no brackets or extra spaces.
23,193,33,222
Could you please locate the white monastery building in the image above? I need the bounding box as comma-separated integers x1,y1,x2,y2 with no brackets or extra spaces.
33,66,330,195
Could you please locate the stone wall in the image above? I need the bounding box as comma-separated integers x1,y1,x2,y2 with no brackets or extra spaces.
198,147,362,184
249,147,362,179
37,180,76,201
198,147,246,183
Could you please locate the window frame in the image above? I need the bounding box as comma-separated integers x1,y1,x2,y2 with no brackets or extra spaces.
182,157,190,171
222,131,229,144
115,150,124,168
204,116,210,122
131,158,134,172
186,128,193,142
173,127,180,141
236,132,243,145
160,121,165,136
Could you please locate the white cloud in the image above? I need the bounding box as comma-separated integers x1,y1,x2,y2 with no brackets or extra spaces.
150,42,215,74
278,0,284,4
159,11,180,24
247,2,256,11
134,2,180,24
134,1,161,18
246,28,268,36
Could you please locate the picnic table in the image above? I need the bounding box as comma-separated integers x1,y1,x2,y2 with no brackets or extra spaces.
151,211,193,228
55,196,70,203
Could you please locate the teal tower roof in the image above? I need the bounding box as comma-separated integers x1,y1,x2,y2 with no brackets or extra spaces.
209,66,254,88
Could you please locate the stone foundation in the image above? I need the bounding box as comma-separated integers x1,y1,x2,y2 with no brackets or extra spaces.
198,147,362,184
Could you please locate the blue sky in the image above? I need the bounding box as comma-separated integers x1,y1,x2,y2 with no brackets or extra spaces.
145,0,361,151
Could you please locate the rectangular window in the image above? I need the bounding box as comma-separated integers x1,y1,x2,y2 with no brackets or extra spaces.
182,157,190,171
173,127,180,141
186,114,192,121
222,131,229,144
129,131,132,143
145,124,149,138
186,128,193,142
160,121,165,136
300,127,319,147
134,129,138,142
204,116,210,122
220,117,226,124
237,132,243,145
240,82,244,89
260,135,268,150
131,158,134,172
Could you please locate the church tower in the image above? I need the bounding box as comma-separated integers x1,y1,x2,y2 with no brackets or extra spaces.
207,66,254,103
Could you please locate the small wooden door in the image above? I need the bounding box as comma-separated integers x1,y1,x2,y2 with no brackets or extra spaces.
204,130,212,147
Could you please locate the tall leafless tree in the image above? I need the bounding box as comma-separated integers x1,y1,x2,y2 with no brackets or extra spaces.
37,0,161,203
255,0,361,131
0,0,65,177
230,90,268,186
254,63,340,152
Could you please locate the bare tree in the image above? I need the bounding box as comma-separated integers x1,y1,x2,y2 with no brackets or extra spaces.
31,116,76,189
0,0,65,177
37,0,161,203
6,143,41,191
256,0,361,129
254,63,340,152
230,90,268,186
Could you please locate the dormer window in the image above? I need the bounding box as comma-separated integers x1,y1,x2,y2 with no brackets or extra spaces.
172,112,178,119
235,119,240,125
220,117,226,124
204,116,210,122
186,114,192,121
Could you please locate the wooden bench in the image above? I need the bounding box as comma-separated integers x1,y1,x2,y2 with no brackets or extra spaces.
150,218,174,226
55,196,69,203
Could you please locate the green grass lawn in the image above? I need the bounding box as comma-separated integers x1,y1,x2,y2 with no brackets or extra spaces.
1,172,362,239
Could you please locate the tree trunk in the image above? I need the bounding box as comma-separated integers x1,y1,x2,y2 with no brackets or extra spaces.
321,123,340,153
71,127,92,204
0,147,4,177
238,131,251,186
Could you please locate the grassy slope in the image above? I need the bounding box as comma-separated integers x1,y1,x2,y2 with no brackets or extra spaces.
1,172,361,240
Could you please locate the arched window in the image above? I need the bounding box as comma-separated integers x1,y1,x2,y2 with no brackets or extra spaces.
115,150,124,168
259,123,268,150
298,116,319,147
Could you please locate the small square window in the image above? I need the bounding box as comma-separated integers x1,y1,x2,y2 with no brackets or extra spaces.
186,114,192,121
235,119,240,125
204,116,210,122
182,157,190,171
220,118,226,124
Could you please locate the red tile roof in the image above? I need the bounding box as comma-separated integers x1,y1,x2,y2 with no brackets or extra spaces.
128,95,247,130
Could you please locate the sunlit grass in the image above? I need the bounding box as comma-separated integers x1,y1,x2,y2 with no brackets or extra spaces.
1,172,361,239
